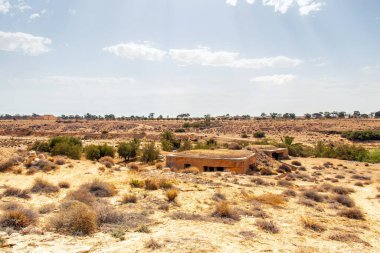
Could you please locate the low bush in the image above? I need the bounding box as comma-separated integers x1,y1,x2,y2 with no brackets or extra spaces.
338,208,364,220
117,139,140,162
85,144,115,161
121,194,137,204
58,181,70,189
144,179,159,190
0,206,37,230
301,217,325,232
95,204,125,225
255,219,279,233
341,130,380,141
303,190,324,202
291,161,302,166
49,136,82,160
82,180,117,197
158,179,173,189
130,179,144,188
3,187,31,199
335,195,355,207
49,201,97,236
248,193,286,206
212,201,239,220
165,189,178,202
253,131,265,138
140,142,160,164
65,188,96,206
99,156,114,168
31,141,50,152
30,178,59,194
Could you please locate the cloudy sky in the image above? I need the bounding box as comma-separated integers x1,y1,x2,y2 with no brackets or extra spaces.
0,0,379,116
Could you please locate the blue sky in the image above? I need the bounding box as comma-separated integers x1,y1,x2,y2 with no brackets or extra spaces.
0,0,379,116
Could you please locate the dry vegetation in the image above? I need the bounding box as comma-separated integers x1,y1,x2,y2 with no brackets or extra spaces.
0,119,379,252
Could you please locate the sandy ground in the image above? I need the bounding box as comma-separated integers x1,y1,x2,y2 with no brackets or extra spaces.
0,152,379,252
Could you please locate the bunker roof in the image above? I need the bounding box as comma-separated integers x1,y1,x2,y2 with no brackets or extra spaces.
168,149,255,159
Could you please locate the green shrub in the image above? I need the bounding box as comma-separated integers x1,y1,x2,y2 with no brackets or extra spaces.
99,144,115,158
117,139,140,161
175,128,186,133
51,142,82,160
178,140,192,151
160,131,181,151
254,131,265,138
31,141,50,152
84,144,115,161
49,136,82,159
140,142,160,163
365,149,380,163
85,145,101,161
342,130,380,141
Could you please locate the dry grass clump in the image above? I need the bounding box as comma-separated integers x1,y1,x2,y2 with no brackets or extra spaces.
212,192,226,202
260,168,274,175
277,180,293,188
291,161,302,166
255,219,279,233
32,160,59,172
301,217,325,232
328,232,369,245
49,201,97,236
251,206,269,218
0,157,20,172
145,238,162,250
212,201,239,220
54,156,66,165
121,193,137,204
95,204,126,225
282,189,297,197
99,156,114,168
155,163,163,170
0,206,37,230
298,198,316,207
158,178,173,189
338,208,364,220
247,193,286,206
65,188,96,206
303,190,324,202
129,163,140,170
331,186,354,195
144,179,159,190
351,175,371,181
58,181,70,189
30,178,59,194
277,164,292,173
179,167,201,174
82,180,117,197
251,178,269,186
38,203,56,214
130,178,144,188
334,195,355,207
165,189,179,202
3,187,31,199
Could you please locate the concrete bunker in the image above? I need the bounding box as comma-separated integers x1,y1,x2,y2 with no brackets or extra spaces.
166,149,256,174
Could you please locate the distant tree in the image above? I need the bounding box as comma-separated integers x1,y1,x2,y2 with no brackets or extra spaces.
140,142,160,163
353,111,361,118
375,111,380,118
261,113,267,118
304,113,311,119
117,139,140,162
148,113,155,119
338,112,346,118
270,113,278,119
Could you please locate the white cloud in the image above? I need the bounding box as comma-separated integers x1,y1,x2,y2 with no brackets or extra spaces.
103,42,166,61
169,46,301,69
361,65,380,75
0,31,51,55
17,1,31,12
227,0,255,6
251,74,296,84
0,0,10,14
37,76,136,86
29,13,40,21
228,0,323,15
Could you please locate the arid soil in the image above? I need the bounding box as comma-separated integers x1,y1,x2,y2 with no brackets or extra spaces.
0,119,379,252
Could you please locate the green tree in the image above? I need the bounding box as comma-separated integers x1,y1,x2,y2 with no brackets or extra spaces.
118,139,140,161
140,142,160,163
